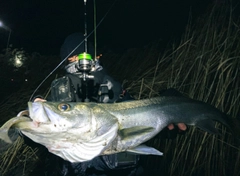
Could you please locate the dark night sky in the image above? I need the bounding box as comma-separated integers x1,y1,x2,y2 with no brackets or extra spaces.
0,0,212,55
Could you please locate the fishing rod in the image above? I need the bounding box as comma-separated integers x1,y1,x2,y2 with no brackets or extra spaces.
94,0,97,60
77,0,92,80
84,0,88,53
77,0,98,77
29,0,118,101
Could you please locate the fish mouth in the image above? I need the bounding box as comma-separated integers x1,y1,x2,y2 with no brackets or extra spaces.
28,102,75,130
28,102,51,123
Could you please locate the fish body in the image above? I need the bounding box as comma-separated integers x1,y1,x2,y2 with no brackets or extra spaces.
0,96,230,163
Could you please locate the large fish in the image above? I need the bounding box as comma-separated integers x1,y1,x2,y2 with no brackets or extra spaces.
0,95,230,163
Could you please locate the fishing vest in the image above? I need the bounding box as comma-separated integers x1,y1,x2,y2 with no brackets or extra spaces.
50,71,121,103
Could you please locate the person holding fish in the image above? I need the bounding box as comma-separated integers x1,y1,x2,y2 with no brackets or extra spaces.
34,33,187,176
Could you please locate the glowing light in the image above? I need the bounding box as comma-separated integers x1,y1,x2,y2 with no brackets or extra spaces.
10,50,27,68
0,20,12,52
0,20,10,30
14,55,23,67
16,58,21,64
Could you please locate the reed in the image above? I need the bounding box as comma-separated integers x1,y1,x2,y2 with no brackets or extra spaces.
120,2,240,176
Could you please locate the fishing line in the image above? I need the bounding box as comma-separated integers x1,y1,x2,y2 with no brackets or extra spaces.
29,0,118,101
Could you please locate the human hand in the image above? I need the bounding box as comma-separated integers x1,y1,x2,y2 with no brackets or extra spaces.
168,123,187,131
34,98,46,102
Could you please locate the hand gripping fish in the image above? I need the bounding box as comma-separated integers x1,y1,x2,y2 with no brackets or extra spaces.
0,95,231,163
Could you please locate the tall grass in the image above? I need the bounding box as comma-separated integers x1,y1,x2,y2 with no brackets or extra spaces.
0,2,240,176
114,2,240,176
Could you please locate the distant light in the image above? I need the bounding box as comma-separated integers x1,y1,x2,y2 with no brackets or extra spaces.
15,58,22,65
25,79,28,82
11,79,13,81
0,20,11,31
13,53,24,67
0,20,9,30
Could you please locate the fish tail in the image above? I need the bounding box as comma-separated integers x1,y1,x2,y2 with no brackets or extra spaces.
195,119,220,134
196,113,240,147
195,112,232,135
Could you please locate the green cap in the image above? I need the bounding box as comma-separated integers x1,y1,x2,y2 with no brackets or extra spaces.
78,52,92,60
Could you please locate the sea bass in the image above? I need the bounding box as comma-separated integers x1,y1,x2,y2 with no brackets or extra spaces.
0,95,230,163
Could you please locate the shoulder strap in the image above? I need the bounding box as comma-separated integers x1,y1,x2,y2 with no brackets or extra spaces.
65,74,82,102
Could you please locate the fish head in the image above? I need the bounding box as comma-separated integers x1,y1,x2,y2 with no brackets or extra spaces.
27,101,93,132
25,101,119,162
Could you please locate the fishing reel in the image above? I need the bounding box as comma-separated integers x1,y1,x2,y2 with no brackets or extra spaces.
76,52,95,81
77,52,94,72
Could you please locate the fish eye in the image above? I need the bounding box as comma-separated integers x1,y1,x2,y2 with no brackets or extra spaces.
58,103,71,111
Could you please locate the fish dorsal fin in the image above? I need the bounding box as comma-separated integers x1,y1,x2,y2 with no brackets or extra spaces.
127,144,163,156
196,119,219,134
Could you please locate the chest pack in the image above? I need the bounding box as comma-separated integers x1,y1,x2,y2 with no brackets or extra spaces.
51,76,74,102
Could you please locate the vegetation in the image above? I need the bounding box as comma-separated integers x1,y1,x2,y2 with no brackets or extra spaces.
0,2,240,176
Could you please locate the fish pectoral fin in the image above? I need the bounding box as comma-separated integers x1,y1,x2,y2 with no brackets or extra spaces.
119,126,155,139
196,119,219,134
127,145,163,156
